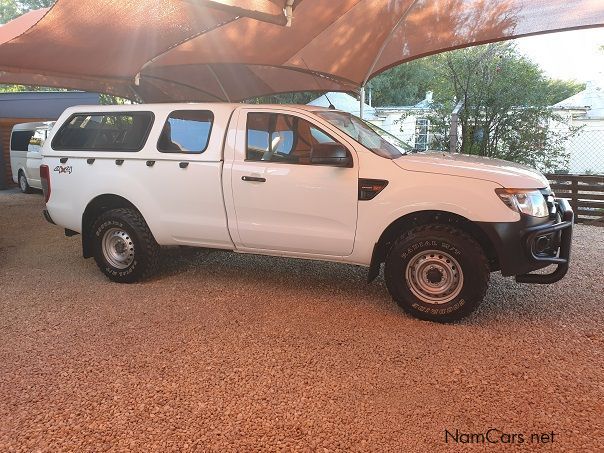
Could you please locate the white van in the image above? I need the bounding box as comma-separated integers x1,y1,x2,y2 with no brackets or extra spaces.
10,121,55,193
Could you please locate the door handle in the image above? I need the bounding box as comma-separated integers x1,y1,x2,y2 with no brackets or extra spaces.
242,176,266,182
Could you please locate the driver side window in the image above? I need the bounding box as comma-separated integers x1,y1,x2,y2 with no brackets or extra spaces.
246,112,338,164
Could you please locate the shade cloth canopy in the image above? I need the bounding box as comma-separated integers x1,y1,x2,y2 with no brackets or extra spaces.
1,0,603,102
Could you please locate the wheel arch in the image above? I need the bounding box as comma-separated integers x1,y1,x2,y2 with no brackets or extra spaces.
81,194,143,258
368,210,499,282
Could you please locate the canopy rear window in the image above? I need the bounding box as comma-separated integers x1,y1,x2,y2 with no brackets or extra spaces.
52,112,154,152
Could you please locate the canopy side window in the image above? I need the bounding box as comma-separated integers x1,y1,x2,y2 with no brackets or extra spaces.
51,112,154,152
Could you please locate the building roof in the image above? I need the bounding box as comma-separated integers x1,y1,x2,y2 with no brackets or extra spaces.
554,81,604,119
307,92,377,119
0,91,100,119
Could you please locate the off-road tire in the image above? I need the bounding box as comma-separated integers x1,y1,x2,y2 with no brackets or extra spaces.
385,224,490,322
18,171,32,194
91,208,160,283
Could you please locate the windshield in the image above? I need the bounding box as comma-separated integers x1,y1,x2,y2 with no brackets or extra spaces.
315,110,411,159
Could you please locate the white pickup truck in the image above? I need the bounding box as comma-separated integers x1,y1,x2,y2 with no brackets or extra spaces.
40,103,573,322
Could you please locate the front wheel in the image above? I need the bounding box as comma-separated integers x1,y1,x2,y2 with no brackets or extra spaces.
385,225,490,322
91,208,160,283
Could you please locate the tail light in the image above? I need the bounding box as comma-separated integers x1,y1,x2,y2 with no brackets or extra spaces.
40,164,51,203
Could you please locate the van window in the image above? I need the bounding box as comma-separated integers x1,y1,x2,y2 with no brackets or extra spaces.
158,110,213,154
28,128,47,152
52,112,153,151
246,112,340,164
11,130,35,152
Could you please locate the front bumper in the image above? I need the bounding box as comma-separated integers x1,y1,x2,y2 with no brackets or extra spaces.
478,198,574,284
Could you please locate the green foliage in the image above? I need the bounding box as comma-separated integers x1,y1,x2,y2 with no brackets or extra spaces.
0,0,20,24
99,93,130,105
369,61,435,106
248,91,319,105
0,83,62,92
372,43,583,172
0,0,54,24
542,79,586,106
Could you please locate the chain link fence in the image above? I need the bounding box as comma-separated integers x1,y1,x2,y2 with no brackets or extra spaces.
561,126,604,175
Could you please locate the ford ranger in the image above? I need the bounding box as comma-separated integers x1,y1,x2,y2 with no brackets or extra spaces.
40,103,573,322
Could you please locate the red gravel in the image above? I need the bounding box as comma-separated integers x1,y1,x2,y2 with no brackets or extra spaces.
0,190,602,452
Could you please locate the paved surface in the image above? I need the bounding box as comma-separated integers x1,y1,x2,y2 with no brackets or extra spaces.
0,189,602,452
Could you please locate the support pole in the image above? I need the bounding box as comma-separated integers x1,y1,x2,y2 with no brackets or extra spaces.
360,85,366,120
449,99,464,153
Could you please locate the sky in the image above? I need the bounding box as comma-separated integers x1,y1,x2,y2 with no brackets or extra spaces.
514,28,604,84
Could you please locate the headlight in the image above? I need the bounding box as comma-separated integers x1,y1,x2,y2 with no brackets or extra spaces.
495,188,549,217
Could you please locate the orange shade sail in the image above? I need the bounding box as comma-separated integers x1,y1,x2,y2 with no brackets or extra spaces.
0,0,603,102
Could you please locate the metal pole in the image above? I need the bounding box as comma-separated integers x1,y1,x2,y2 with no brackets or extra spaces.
360,85,365,120
450,99,464,153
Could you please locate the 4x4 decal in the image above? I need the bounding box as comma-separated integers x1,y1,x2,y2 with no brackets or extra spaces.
54,165,72,174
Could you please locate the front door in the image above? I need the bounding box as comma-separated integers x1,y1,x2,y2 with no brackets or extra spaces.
229,109,358,256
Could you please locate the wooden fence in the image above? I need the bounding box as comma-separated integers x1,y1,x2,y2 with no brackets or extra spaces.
546,174,604,225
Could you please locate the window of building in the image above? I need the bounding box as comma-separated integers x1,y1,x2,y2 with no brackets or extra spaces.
158,110,214,153
415,118,430,151
52,112,153,151
246,112,339,164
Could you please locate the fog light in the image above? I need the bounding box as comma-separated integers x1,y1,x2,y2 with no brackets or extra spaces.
535,236,549,254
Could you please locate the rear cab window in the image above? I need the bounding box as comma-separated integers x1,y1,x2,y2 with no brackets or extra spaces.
157,110,214,154
51,112,154,151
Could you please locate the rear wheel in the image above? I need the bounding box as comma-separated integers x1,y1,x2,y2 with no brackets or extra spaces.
91,208,159,283
18,171,32,194
385,224,490,322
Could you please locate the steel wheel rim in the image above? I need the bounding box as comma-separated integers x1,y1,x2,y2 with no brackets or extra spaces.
102,228,134,269
405,250,464,305
19,175,27,191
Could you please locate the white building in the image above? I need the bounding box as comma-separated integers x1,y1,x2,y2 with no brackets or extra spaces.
308,91,436,151
307,92,378,120
553,81,604,174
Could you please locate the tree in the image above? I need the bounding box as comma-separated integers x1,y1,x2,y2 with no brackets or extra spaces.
368,60,436,106
0,0,54,24
0,0,20,24
249,91,318,105
405,43,582,172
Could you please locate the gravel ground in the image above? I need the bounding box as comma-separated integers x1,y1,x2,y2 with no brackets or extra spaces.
0,189,602,452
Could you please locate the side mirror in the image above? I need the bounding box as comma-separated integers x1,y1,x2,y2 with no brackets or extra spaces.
310,143,353,167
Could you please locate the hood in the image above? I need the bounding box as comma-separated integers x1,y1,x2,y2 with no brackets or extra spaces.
394,152,549,189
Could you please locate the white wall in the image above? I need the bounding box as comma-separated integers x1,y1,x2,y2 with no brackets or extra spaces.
552,109,604,174
370,112,426,149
